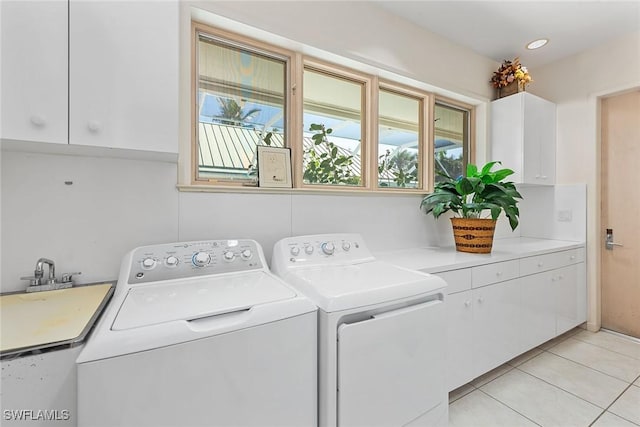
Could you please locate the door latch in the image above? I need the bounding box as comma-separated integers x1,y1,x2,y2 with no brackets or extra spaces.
605,229,624,250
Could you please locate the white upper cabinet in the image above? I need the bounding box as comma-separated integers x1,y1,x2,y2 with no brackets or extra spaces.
69,1,179,153
491,92,556,185
1,1,68,144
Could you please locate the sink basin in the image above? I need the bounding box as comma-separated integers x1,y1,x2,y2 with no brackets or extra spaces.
0,283,113,356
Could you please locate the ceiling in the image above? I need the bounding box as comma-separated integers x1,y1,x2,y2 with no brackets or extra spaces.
375,1,640,69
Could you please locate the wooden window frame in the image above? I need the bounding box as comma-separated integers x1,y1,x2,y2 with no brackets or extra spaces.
376,81,433,192
188,22,475,194
191,22,296,187
434,97,476,187
298,58,373,191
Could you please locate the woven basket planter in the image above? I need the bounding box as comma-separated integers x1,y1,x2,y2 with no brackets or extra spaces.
450,218,497,254
497,80,525,99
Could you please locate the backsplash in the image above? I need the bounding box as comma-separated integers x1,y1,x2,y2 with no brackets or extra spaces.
1,148,585,293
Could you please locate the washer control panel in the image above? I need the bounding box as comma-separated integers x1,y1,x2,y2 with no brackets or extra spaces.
127,240,263,284
273,234,374,269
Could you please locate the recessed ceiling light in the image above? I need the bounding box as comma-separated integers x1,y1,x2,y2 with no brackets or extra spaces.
526,39,549,50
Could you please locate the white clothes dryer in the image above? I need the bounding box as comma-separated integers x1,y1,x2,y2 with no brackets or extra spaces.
77,239,317,427
272,234,448,427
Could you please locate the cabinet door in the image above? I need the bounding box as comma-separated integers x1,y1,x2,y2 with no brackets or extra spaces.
472,279,521,377
69,1,178,153
523,94,556,184
520,271,556,351
446,291,474,391
556,263,587,334
1,1,68,144
490,95,525,183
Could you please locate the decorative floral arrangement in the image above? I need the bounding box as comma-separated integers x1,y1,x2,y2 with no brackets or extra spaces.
490,57,532,89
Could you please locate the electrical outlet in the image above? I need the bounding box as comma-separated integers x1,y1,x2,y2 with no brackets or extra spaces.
557,210,573,222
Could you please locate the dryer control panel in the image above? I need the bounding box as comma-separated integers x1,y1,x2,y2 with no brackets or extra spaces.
126,240,264,284
271,234,375,272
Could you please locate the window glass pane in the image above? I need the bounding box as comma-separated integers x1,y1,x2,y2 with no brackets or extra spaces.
434,103,468,183
378,89,420,188
197,34,286,181
302,68,363,186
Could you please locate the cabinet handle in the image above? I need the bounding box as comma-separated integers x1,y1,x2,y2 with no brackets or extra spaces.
30,115,46,127
570,256,576,260
464,300,471,307
477,296,484,303
496,271,503,277
88,120,102,133
537,262,544,267
540,175,548,179
558,274,564,280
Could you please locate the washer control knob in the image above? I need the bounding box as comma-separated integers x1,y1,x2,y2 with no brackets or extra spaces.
321,242,335,256
192,252,211,267
141,257,156,270
304,245,314,255
165,256,179,267
290,246,300,256
223,251,235,262
342,242,351,251
240,249,252,260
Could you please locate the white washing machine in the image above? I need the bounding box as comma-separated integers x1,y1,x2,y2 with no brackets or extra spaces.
77,239,317,427
272,234,448,427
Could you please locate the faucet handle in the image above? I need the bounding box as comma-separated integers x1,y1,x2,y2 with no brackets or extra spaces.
61,272,82,283
21,276,43,287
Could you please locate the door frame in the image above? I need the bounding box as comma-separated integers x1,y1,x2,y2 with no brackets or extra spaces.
594,85,640,332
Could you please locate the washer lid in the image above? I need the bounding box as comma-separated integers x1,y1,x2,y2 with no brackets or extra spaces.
284,261,446,312
111,271,296,330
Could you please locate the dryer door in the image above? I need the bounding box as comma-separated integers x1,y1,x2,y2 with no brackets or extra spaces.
337,298,445,427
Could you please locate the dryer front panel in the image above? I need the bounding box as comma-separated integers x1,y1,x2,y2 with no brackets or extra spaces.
337,299,445,426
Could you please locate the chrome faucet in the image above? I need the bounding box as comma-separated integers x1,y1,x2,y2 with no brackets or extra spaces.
35,258,56,285
21,258,81,292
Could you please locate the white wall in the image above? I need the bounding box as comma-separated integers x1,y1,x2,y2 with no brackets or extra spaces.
529,31,640,331
1,147,446,293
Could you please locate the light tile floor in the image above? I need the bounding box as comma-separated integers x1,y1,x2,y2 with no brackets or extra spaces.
449,328,640,427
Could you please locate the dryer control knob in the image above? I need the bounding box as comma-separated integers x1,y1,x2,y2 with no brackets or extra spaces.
141,257,156,270
321,242,335,256
304,245,314,255
165,256,179,267
240,249,252,260
192,252,211,267
223,251,235,262
290,246,300,256
342,242,351,251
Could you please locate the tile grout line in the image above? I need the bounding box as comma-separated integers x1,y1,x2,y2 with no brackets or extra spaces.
544,342,640,384
512,366,609,413
589,381,640,427
571,333,640,361
476,387,544,427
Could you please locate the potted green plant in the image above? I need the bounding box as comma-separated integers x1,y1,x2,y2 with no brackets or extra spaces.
420,161,523,253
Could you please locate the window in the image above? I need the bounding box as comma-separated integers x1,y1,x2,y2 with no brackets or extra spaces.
434,101,471,183
191,23,474,192
302,66,366,187
377,86,425,189
194,26,290,184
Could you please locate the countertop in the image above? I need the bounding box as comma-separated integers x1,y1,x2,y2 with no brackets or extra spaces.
374,237,585,273
0,282,115,357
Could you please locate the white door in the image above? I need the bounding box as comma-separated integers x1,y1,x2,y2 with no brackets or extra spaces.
337,299,444,427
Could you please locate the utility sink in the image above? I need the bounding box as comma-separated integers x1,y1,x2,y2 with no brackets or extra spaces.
0,283,114,356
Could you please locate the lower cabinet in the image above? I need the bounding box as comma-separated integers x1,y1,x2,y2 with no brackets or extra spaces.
472,280,522,377
439,248,586,392
556,263,587,334
445,291,474,391
520,271,556,351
